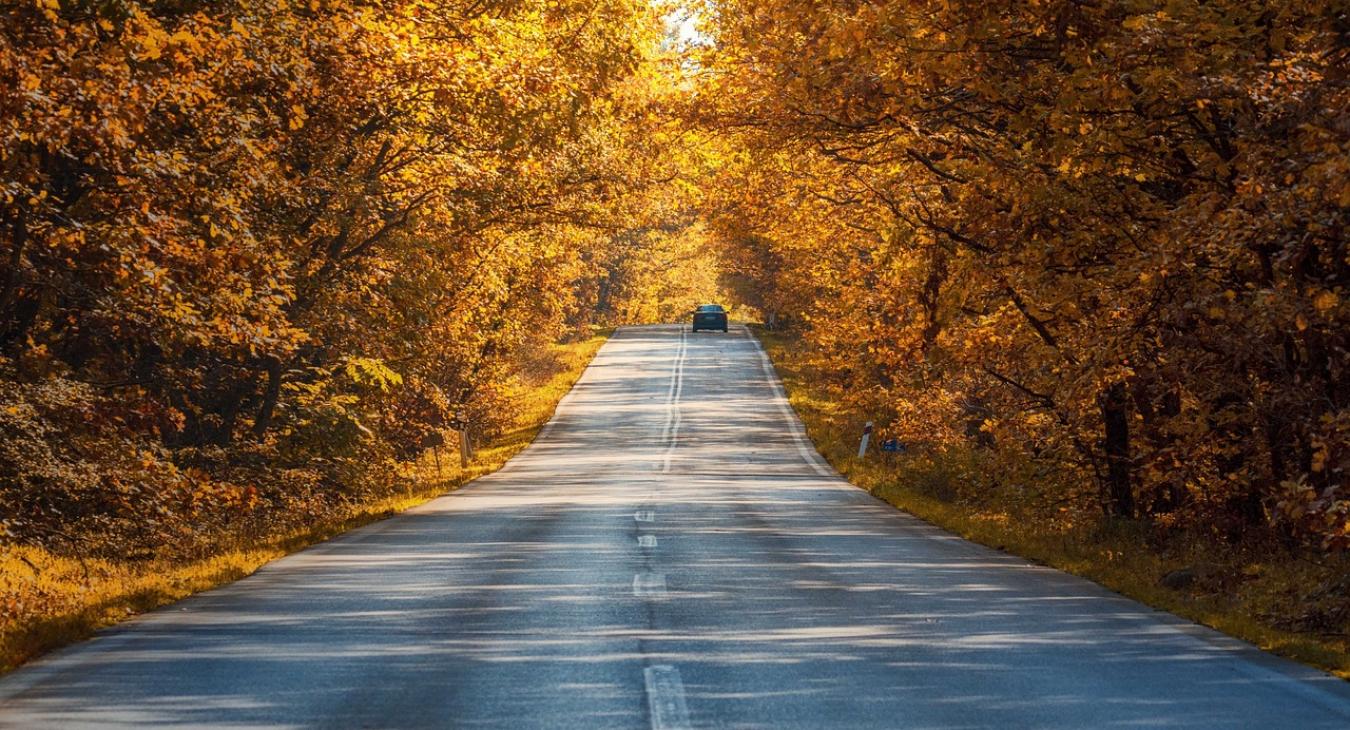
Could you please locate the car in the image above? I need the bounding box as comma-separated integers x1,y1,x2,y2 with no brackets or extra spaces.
691,304,729,332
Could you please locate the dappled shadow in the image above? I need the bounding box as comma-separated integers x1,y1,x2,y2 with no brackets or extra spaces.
3,325,1348,728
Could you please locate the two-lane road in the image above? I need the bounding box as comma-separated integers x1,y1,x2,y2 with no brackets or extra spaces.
3,324,1349,728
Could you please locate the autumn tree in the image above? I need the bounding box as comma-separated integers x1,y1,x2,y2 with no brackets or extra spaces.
0,0,685,554
692,0,1348,547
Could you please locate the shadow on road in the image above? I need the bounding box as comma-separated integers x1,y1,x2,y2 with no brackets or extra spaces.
4,326,1348,728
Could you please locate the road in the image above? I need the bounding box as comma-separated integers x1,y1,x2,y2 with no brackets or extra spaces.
2,324,1349,728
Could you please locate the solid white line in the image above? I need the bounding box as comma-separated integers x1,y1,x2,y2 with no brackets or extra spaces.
661,327,687,474
638,534,657,548
659,326,685,444
634,510,655,522
743,327,835,477
632,572,667,597
644,665,692,730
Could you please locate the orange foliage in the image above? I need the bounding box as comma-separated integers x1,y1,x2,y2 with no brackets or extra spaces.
0,0,683,557
692,0,1348,549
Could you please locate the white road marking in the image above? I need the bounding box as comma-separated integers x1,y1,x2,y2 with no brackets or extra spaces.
634,510,655,522
632,572,667,597
743,327,835,477
660,326,687,474
659,326,683,442
644,665,692,730
638,534,657,548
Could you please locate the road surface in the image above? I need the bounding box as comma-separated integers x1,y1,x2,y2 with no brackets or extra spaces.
2,324,1349,728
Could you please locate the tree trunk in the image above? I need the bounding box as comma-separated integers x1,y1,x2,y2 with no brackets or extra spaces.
919,248,948,353
1100,382,1135,518
252,357,283,438
0,208,26,315
0,208,30,347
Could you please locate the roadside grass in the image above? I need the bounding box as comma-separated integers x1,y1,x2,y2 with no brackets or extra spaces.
753,326,1350,680
0,329,611,674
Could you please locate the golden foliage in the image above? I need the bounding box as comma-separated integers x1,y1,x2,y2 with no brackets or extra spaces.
691,0,1349,550
0,1,682,558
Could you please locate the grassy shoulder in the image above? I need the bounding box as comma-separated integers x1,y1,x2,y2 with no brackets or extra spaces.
0,329,612,674
753,325,1350,680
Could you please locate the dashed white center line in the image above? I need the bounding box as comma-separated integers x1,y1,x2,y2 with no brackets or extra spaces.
632,572,667,597
642,329,690,726
644,665,691,730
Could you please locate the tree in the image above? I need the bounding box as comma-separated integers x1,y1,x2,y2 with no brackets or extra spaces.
0,0,687,555
692,0,1348,547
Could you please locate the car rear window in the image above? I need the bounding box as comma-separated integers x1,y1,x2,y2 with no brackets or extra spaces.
697,305,725,312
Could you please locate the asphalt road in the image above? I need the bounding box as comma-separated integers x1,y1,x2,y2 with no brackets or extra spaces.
3,324,1349,728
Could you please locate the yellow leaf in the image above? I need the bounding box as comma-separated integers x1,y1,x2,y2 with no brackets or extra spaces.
1313,291,1339,312
140,31,163,60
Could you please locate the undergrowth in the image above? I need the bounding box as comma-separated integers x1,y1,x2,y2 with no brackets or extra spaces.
0,330,611,673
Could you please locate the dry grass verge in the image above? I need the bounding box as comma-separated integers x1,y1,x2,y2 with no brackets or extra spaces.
0,329,611,673
753,326,1350,680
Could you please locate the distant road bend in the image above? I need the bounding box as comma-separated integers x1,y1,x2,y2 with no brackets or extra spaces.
2,324,1349,728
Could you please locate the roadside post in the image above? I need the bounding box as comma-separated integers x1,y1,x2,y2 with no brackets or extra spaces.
857,421,873,459
459,427,472,468
420,431,447,479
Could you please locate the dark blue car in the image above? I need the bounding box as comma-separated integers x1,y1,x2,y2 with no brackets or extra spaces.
691,304,729,333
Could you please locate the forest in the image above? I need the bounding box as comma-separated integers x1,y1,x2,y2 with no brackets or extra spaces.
2,0,1347,670
698,0,1347,550
1,0,709,558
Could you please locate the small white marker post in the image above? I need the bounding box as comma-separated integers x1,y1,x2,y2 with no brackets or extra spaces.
857,421,873,459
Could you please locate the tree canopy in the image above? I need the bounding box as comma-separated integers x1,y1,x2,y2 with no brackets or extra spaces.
1,0,721,554
690,0,1348,549
2,0,1346,561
